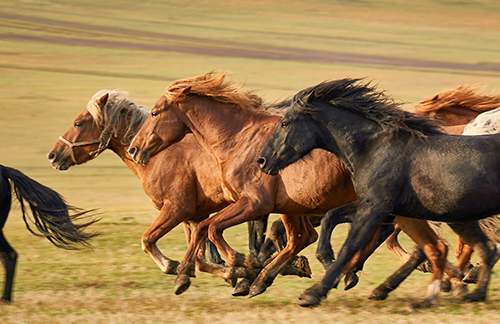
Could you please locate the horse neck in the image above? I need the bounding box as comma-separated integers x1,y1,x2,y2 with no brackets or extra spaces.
318,105,383,173
104,118,147,179
180,97,280,163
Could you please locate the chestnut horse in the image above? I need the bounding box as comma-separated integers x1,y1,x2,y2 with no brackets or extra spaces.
128,72,462,301
258,78,500,307
0,164,97,302
47,90,269,288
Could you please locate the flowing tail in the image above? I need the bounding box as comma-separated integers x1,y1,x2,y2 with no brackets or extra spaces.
1,165,99,249
479,215,500,243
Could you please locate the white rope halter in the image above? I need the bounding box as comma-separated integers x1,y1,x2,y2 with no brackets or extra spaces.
58,136,101,164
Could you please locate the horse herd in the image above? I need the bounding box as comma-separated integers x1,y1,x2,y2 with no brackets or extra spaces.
2,72,500,308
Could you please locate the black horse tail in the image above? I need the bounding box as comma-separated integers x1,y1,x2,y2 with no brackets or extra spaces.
0,165,99,250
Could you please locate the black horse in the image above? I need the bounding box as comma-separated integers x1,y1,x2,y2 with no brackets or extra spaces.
0,164,98,302
258,78,500,307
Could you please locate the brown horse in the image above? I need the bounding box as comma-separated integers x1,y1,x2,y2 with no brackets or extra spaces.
128,72,464,303
47,90,266,287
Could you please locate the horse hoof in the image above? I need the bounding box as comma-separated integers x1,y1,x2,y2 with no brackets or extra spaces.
463,264,480,284
298,293,322,307
440,278,451,293
174,274,191,295
451,281,468,297
248,281,268,298
298,284,327,307
411,298,438,309
416,260,433,273
344,272,359,291
463,292,486,302
368,288,388,300
232,278,251,297
279,256,312,278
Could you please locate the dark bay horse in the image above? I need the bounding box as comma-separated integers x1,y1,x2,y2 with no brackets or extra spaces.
258,78,500,307
0,164,98,302
414,86,500,280
127,72,459,299
47,90,272,290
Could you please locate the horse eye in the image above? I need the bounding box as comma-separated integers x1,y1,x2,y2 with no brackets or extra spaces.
281,121,289,128
151,111,158,118
74,122,82,127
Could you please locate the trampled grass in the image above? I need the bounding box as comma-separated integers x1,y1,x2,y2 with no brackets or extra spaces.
1,0,500,322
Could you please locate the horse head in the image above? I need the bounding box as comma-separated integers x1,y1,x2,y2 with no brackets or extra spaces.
258,96,321,176
128,92,190,165
48,92,109,170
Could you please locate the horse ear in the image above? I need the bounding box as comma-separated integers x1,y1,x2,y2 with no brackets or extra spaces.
96,93,109,109
182,86,192,95
303,91,315,104
431,95,439,101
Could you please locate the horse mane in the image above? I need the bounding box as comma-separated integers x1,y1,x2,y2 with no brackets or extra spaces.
292,78,445,139
86,90,148,146
164,71,264,111
414,85,500,117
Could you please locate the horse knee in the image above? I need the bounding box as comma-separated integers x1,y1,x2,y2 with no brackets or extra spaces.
207,224,221,245
141,234,155,253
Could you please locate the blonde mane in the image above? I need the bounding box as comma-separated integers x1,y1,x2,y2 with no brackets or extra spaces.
164,71,263,111
86,90,148,146
414,85,500,116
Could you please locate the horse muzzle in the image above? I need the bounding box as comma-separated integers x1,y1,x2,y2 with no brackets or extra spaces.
128,146,151,165
47,151,71,171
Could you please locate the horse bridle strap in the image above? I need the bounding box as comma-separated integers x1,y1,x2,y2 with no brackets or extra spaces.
58,136,101,164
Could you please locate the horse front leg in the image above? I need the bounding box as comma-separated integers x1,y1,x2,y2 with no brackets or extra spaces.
249,214,317,298
175,198,270,295
141,205,188,275
316,201,359,270
299,200,392,307
455,237,477,283
448,221,500,302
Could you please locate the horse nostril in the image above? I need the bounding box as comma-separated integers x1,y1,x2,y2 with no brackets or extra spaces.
47,152,56,162
256,157,266,169
128,146,137,157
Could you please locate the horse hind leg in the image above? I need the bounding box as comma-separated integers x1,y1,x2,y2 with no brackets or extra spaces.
1,177,17,303
448,221,500,302
394,217,448,308
0,231,17,303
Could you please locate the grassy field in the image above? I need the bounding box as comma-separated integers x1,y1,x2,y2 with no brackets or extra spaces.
1,0,500,323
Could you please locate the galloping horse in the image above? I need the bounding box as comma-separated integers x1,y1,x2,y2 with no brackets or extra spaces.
127,72,460,299
414,86,500,280
0,164,98,302
47,90,273,290
258,78,500,307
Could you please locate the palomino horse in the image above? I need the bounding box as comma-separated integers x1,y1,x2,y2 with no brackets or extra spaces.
47,90,278,291
0,164,98,302
258,78,500,307
127,72,460,299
